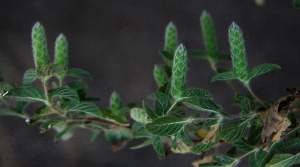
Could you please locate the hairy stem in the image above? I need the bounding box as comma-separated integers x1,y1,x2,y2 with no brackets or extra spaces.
71,117,132,130
245,83,268,108
42,78,64,115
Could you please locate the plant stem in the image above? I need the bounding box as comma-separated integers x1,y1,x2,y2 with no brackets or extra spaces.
192,111,266,121
166,99,179,115
42,78,64,115
70,117,132,130
245,83,268,108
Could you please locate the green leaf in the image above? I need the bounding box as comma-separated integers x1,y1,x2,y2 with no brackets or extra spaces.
179,129,193,145
152,135,165,156
133,130,152,138
16,101,29,114
143,101,158,120
228,22,249,80
179,88,212,99
0,82,15,92
265,153,300,167
49,87,80,105
145,116,186,136
247,126,263,146
64,101,101,118
275,140,289,154
201,11,218,61
247,64,281,81
34,105,55,116
101,108,129,126
153,91,171,116
184,97,220,113
104,128,133,144
154,65,169,87
54,34,68,68
185,121,204,133
130,108,148,123
31,22,50,71
66,81,88,90
0,108,24,117
168,103,186,118
211,72,237,82
6,86,46,102
110,91,121,114
212,154,236,164
65,68,92,78
218,118,250,143
286,138,300,149
234,138,254,152
40,117,66,133
171,44,187,99
249,152,259,167
132,122,146,132
131,138,153,149
90,130,100,142
164,22,178,55
159,51,173,66
253,142,277,167
38,63,67,78
55,122,82,141
190,141,217,153
187,50,207,58
226,146,237,158
23,69,37,86
293,0,300,9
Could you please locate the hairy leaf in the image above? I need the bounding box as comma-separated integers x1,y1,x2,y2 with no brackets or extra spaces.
218,118,250,143
247,64,281,81
6,86,46,102
234,138,254,152
110,91,121,115
265,153,300,167
65,68,92,78
23,69,37,86
154,65,169,87
180,88,212,99
54,34,68,68
201,11,218,61
64,101,102,118
143,102,158,120
171,44,187,99
211,72,237,82
49,87,80,105
145,116,185,136
32,22,50,71
164,22,178,55
184,97,220,113
228,22,249,80
212,154,236,164
152,135,164,156
185,121,204,133
66,81,88,90
130,108,148,123
101,109,128,126
153,91,171,116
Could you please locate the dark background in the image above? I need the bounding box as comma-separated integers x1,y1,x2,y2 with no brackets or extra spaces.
0,0,299,166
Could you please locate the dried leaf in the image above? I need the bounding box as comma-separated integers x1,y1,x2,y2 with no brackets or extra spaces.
192,150,218,167
272,117,291,142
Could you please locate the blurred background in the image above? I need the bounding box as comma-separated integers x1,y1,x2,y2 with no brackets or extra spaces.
0,0,299,166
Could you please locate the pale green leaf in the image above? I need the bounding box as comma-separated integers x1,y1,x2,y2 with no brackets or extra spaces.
212,154,236,164
104,128,133,144
101,108,129,126
130,108,148,123
131,138,152,149
164,22,177,55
